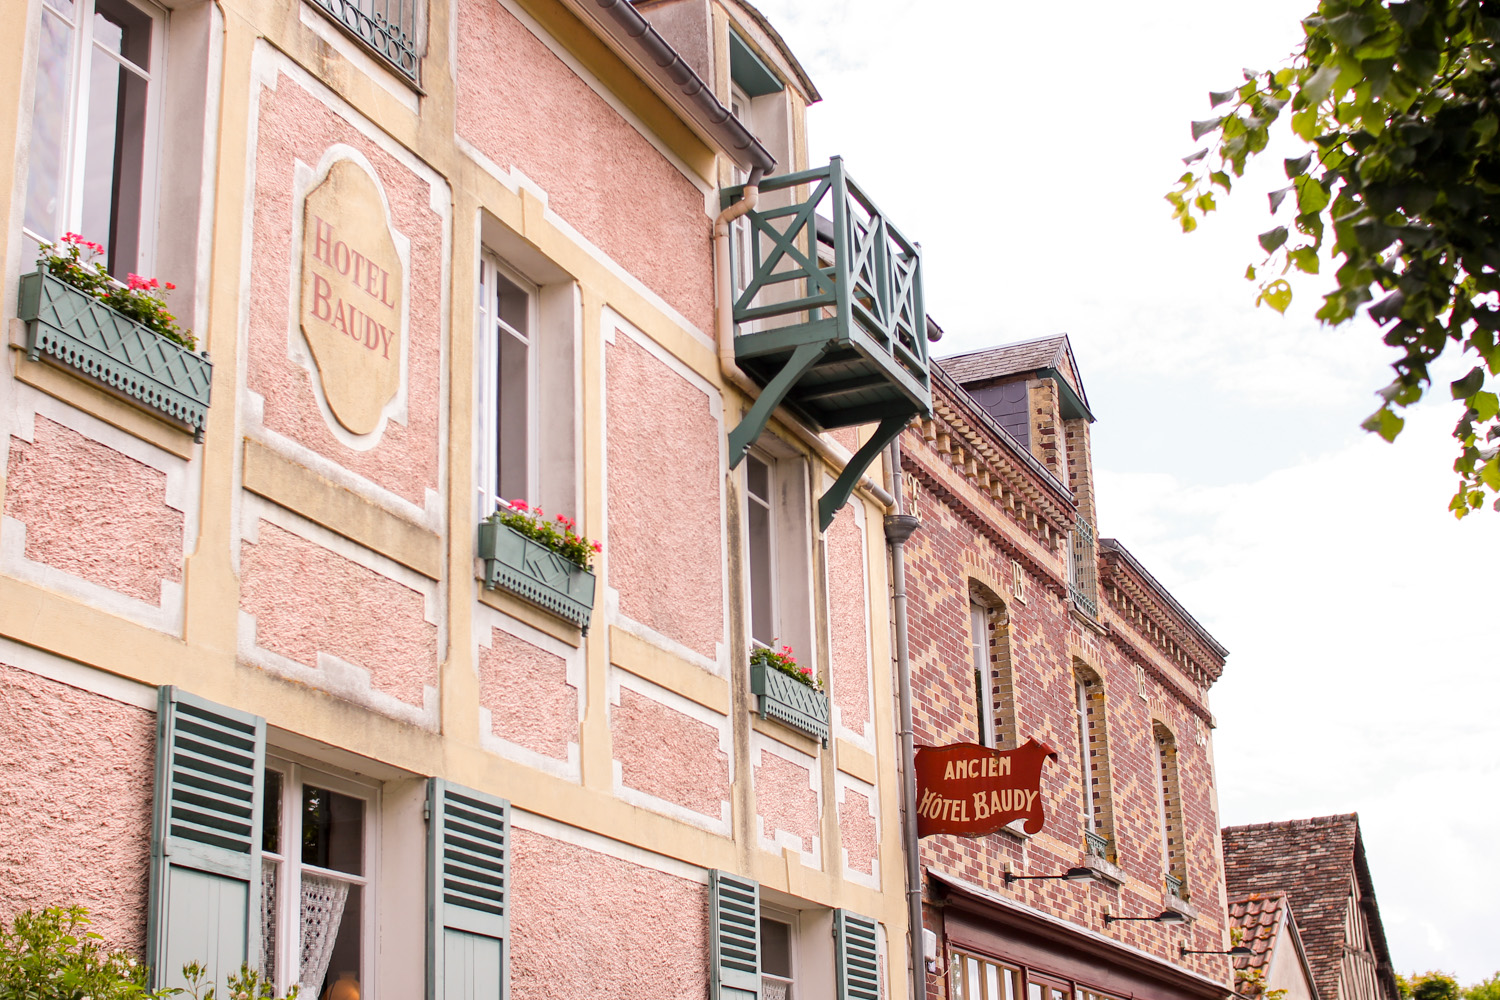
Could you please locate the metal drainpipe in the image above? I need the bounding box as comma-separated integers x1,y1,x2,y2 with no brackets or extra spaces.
884,439,924,1000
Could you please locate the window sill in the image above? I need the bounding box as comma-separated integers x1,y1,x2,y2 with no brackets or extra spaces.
476,520,596,636
1162,891,1199,922
1082,854,1126,886
749,662,829,746
14,271,212,443
1069,601,1108,636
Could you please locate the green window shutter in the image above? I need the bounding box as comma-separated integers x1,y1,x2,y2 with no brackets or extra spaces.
710,870,760,1000
428,778,511,1000
146,686,266,992
834,909,880,1000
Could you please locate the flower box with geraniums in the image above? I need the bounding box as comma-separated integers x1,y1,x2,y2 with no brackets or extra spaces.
478,500,599,633
749,643,830,746
15,234,212,440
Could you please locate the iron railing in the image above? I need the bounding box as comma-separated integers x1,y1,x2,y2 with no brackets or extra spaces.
1165,873,1185,899
308,0,421,82
1084,828,1110,858
1070,516,1099,619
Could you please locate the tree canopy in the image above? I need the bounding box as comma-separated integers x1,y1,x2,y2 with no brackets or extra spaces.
1169,0,1500,516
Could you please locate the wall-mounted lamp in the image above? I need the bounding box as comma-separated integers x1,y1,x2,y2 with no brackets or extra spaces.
1180,946,1253,958
1102,910,1188,926
1004,866,1098,886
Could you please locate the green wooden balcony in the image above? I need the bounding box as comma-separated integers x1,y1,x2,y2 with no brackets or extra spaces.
722,157,933,529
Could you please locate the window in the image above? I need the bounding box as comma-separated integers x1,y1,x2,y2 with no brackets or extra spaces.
743,447,812,658
967,588,1015,748
1154,723,1187,896
949,951,1020,1000
1068,516,1099,618
304,0,422,83
23,0,162,277
970,601,995,745
1073,664,1116,858
761,913,796,1000
260,757,376,999
477,252,538,515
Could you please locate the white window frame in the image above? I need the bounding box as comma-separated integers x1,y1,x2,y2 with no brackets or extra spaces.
262,753,380,999
1075,678,1095,833
21,0,166,276
745,448,780,649
760,907,799,1000
476,251,540,518
970,601,995,746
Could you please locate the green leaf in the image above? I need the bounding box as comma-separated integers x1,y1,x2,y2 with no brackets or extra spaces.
1303,64,1340,106
1451,366,1485,399
1258,279,1293,313
1284,152,1314,177
1183,148,1209,165
1192,117,1225,140
1295,174,1330,214
1475,391,1500,422
1210,170,1233,191
1269,187,1292,212
1259,226,1290,252
1289,246,1320,273
1362,406,1406,441
1210,88,1238,107
1481,458,1500,491
1246,264,1257,280
1195,191,1217,212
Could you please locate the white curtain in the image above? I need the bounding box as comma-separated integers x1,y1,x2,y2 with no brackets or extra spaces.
299,872,351,994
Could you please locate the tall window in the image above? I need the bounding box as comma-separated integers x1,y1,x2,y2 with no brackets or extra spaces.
23,0,161,277
261,758,376,999
969,601,995,745
967,587,1015,748
1073,664,1115,858
477,253,537,515
760,913,796,1000
746,452,777,647
1154,723,1187,896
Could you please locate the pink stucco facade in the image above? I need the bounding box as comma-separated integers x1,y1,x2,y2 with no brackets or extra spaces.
478,626,577,760
612,687,728,818
754,747,819,853
454,0,713,333
827,506,871,736
0,664,153,951
606,333,723,659
5,417,182,605
240,519,437,708
839,786,878,877
247,74,442,505
510,827,708,999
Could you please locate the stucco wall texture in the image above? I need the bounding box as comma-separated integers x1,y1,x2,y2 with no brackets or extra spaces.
478,626,577,760
839,786,877,877
454,0,714,333
754,747,818,853
247,74,442,506
240,520,437,708
826,506,871,737
0,664,153,952
5,417,182,605
605,334,722,659
612,687,728,819
510,827,708,999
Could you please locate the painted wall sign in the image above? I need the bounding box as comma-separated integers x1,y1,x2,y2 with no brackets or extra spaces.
299,158,404,435
915,739,1056,838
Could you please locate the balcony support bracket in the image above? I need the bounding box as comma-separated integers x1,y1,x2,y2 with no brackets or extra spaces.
817,409,912,531
727,340,829,469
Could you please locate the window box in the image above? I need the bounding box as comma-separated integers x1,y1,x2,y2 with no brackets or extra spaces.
477,518,595,633
16,268,212,440
1084,828,1110,858
1165,872,1185,899
750,661,829,746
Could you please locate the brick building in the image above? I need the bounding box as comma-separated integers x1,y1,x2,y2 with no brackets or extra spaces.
897,337,1238,1000
1222,815,1398,1000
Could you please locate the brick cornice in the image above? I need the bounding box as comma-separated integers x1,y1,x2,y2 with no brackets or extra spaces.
1099,548,1226,688
1101,625,1216,727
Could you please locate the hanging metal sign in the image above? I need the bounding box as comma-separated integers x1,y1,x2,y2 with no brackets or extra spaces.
914,739,1056,838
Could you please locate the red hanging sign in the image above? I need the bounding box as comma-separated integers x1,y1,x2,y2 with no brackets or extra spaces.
914,739,1057,838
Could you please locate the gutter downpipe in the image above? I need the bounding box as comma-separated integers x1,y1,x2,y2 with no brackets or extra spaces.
712,174,896,509
884,441,924,1000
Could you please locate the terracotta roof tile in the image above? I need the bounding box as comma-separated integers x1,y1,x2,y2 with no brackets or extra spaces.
1227,892,1286,978
1222,814,1394,1000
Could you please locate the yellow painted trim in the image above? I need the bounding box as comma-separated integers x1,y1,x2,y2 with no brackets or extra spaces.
476,576,584,648
7,338,199,461
609,625,729,715
752,713,822,758
835,737,876,785
243,438,444,579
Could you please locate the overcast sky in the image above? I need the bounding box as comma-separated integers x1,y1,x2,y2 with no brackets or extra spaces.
748,0,1499,982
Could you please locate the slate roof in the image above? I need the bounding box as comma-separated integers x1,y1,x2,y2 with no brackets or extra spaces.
1222,814,1395,1000
939,335,1073,384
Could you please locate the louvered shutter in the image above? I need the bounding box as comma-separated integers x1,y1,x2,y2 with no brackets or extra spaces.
147,687,266,992
428,779,511,1000
710,870,760,1000
834,909,880,1000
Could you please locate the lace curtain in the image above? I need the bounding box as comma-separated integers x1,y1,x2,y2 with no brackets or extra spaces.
299,872,351,994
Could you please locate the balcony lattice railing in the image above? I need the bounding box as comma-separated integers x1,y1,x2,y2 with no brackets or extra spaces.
1165,873,1185,899
1070,516,1099,618
308,0,421,82
1084,828,1110,859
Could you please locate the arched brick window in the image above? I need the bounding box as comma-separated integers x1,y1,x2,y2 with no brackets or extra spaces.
968,582,1016,748
1073,662,1116,860
1154,722,1187,897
